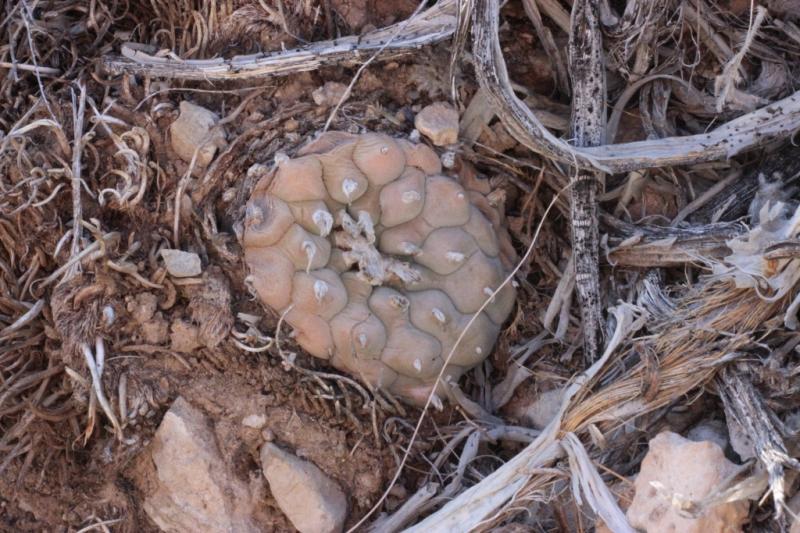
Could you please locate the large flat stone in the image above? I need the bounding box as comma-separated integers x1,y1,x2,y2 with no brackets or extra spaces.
144,397,258,533
261,442,348,533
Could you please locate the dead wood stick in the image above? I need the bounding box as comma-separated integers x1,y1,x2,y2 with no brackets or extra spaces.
670,169,742,226
101,0,457,81
718,368,800,520
472,0,800,173
603,215,744,268
369,483,439,533
690,143,800,224
567,0,605,363
447,0,474,104
103,0,800,176
522,0,569,95
533,0,571,33
322,0,335,39
405,304,644,531
606,144,800,267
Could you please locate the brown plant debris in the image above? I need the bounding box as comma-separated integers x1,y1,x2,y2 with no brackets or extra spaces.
4,0,800,531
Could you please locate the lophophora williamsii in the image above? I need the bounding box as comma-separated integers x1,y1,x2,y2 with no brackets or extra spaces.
243,131,516,406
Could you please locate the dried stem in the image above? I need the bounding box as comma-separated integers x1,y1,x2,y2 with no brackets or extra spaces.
567,0,605,363
101,1,458,80
67,82,87,280
718,367,800,520
471,0,800,173
369,483,439,533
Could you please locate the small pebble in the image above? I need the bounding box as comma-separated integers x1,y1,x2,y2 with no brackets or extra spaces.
415,102,459,146
284,118,299,132
441,151,456,169
169,101,227,168
312,82,349,107
261,443,347,533
627,431,749,533
242,414,267,429
159,249,202,278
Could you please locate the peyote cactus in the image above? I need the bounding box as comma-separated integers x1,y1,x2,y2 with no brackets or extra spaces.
243,131,516,405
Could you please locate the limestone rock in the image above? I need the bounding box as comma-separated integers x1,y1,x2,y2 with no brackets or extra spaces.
415,102,459,146
242,414,267,429
170,101,227,168
687,419,729,451
160,249,202,278
312,82,349,107
627,431,749,533
144,397,258,533
260,442,347,533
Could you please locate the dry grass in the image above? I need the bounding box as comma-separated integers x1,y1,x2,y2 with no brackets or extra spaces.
2,0,800,531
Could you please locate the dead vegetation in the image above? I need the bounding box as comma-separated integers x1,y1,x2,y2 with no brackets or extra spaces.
2,0,800,532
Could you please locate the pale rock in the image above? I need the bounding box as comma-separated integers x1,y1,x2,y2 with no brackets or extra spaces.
170,101,227,168
627,431,749,533
144,397,258,533
687,419,729,451
242,414,267,429
415,102,459,146
160,249,202,278
170,320,202,353
523,388,563,429
284,118,299,132
260,443,347,533
312,82,349,107
726,416,755,460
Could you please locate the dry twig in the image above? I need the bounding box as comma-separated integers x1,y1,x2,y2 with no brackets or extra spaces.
567,0,605,363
